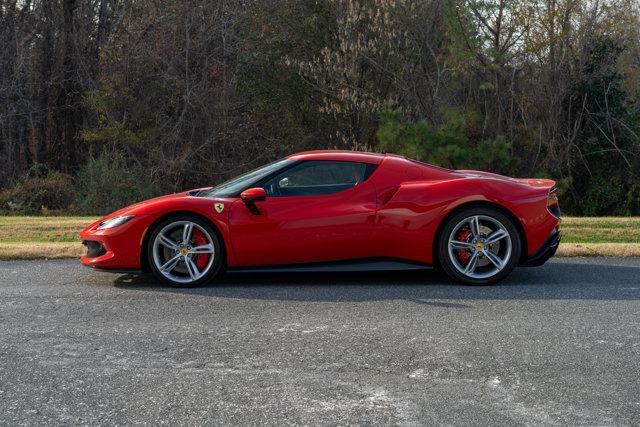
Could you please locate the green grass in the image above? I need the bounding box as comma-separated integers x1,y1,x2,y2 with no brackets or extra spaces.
0,216,97,243
561,217,640,243
0,216,97,260
0,215,639,259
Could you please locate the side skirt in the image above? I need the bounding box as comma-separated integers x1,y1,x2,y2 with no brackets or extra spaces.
82,264,143,275
227,257,432,274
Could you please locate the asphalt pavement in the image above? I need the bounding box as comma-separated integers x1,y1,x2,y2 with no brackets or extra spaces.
1,258,639,425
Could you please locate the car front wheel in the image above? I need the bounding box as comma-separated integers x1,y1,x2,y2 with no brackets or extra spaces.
437,207,521,285
147,215,223,287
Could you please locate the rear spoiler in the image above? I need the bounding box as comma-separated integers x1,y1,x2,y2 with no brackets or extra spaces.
514,178,556,190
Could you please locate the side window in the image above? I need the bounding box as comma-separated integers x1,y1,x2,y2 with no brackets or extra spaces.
261,161,375,197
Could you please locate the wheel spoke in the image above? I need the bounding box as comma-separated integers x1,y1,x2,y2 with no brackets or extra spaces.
190,244,214,254
183,223,193,243
483,249,505,270
450,240,474,250
160,254,181,272
158,233,178,250
464,251,480,275
469,216,481,238
486,229,508,244
184,256,199,281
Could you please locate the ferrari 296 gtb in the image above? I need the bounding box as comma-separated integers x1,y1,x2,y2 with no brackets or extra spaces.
80,151,561,286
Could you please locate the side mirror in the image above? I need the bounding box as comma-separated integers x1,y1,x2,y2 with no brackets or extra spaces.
240,187,266,214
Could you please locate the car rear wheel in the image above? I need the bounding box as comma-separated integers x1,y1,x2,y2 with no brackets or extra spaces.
147,215,223,287
437,207,521,285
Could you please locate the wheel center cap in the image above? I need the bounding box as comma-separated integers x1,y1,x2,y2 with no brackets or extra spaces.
474,242,485,250
180,248,189,255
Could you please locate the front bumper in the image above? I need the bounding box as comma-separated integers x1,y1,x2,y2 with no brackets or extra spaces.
522,228,561,267
79,215,150,271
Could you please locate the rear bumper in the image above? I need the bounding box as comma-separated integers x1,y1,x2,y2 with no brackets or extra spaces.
521,228,561,267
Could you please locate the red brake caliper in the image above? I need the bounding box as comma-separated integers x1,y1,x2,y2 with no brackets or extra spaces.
192,229,210,270
456,229,472,264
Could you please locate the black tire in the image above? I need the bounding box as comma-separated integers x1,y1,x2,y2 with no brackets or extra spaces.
147,214,224,287
436,206,521,285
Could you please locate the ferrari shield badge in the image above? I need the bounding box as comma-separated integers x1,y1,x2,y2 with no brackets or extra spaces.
214,202,224,213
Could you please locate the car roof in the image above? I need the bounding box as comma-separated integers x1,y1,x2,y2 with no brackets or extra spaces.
287,150,386,165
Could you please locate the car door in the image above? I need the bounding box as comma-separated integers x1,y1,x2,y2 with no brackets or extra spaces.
228,160,378,266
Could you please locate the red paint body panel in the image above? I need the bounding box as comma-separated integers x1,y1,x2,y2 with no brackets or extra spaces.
80,193,239,269
79,151,560,271
228,180,378,265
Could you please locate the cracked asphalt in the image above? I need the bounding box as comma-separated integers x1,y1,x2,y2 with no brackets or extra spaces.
1,257,639,425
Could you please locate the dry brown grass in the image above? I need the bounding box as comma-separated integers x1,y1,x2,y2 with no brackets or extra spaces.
0,242,85,260
556,243,640,257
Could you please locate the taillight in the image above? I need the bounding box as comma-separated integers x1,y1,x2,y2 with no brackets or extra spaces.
547,188,560,218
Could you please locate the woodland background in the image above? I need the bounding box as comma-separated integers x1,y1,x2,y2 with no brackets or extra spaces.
0,0,639,216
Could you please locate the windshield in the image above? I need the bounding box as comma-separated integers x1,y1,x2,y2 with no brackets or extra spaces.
201,158,293,198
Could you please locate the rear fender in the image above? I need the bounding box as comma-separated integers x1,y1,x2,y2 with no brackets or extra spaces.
373,178,551,263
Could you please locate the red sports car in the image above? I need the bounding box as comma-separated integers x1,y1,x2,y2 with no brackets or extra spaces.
80,150,561,286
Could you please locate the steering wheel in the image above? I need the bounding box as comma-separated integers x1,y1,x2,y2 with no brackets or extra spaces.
266,180,282,197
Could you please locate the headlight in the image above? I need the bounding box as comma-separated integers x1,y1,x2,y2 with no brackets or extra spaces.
97,215,135,230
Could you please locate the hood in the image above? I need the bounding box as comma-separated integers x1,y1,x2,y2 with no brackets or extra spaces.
103,193,186,219
109,187,216,218
102,188,212,219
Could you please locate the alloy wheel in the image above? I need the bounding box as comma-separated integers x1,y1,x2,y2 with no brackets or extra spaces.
447,215,512,280
152,220,216,284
